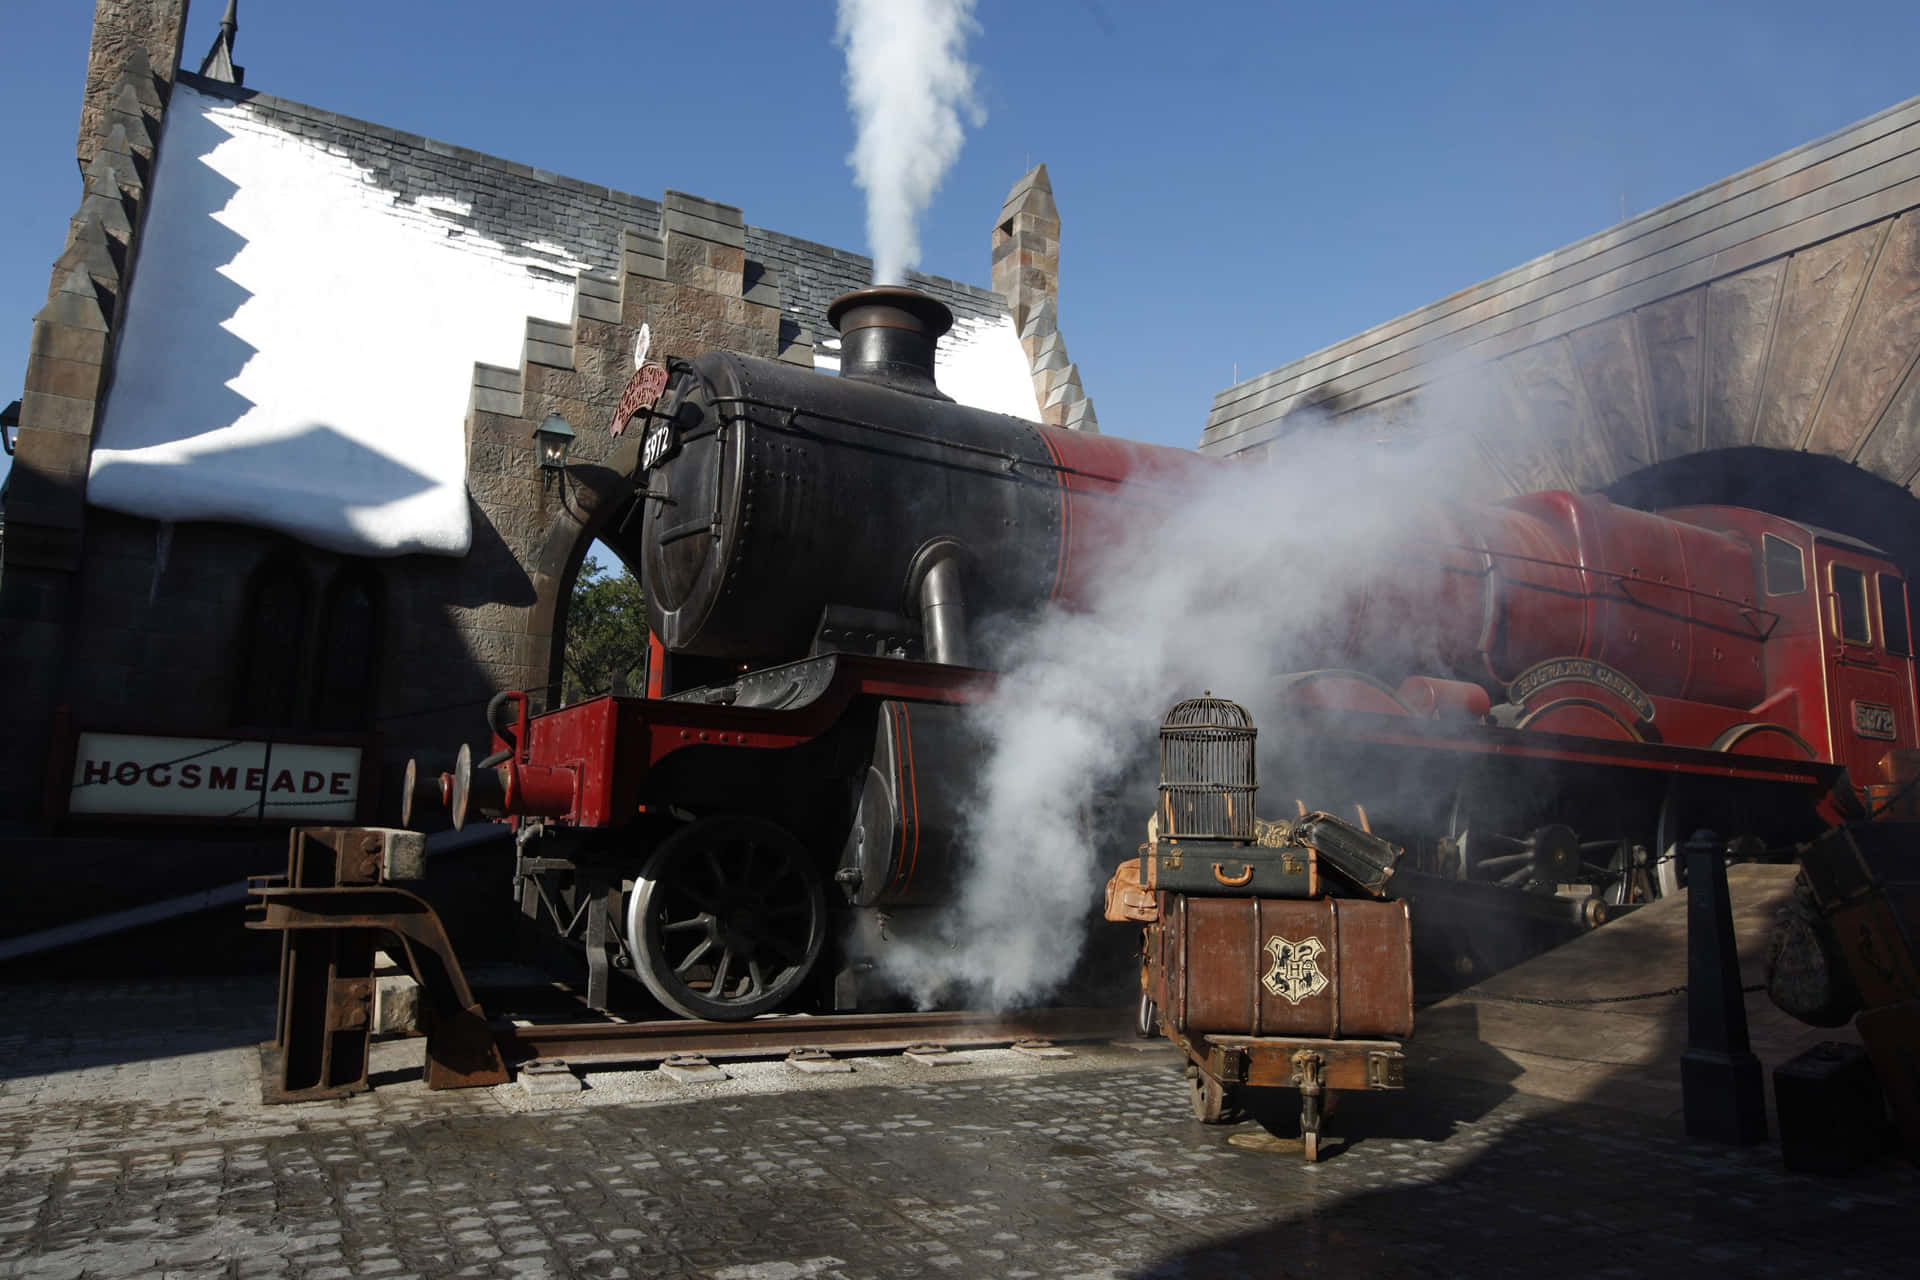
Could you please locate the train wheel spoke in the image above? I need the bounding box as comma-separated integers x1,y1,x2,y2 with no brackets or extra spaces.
674,937,716,976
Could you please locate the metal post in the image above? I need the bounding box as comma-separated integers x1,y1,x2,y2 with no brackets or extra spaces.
1680,829,1767,1143
583,874,618,1012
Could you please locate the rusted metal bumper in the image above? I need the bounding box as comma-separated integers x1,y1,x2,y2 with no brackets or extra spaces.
246,827,508,1101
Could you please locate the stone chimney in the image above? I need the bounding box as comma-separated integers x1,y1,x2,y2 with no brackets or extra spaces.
8,0,189,571
77,1,192,171
992,163,1097,432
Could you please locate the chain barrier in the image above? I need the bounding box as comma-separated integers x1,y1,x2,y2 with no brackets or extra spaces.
1425,982,1765,1008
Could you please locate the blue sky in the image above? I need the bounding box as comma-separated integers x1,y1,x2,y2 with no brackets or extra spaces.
6,0,1920,482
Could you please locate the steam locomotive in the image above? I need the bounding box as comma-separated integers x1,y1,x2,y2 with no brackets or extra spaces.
407,285,1920,1018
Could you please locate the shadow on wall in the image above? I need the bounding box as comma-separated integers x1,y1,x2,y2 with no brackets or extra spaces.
375,496,534,783
590,490,648,578
462,494,538,610
1608,447,1920,583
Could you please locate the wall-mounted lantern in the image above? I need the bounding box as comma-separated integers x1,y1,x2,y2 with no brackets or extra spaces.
534,414,576,476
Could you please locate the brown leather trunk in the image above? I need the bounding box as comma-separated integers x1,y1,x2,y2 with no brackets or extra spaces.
1152,894,1413,1039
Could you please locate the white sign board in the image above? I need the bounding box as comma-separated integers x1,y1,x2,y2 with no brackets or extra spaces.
68,732,364,822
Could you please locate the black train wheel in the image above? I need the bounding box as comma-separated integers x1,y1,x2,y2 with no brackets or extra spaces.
1187,1064,1242,1125
625,815,826,1020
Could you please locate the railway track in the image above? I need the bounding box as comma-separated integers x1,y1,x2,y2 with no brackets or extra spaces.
492,1006,1132,1070
246,854,1137,1099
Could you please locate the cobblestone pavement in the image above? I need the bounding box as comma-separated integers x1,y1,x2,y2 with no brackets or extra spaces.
1,979,1916,1278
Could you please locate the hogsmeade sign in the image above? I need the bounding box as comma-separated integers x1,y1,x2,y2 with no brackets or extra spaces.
66,732,366,822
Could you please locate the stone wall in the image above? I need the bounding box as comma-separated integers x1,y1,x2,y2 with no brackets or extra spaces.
459,190,808,712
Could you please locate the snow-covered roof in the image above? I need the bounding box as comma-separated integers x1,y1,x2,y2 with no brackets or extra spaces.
87,77,1035,558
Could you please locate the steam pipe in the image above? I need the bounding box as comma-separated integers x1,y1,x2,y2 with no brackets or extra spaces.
908,539,970,666
920,557,969,666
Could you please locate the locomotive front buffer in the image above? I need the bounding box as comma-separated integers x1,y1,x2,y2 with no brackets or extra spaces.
1107,694,1415,1161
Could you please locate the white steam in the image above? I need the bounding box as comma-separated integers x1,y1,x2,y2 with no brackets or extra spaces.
872,404,1506,1009
836,0,984,285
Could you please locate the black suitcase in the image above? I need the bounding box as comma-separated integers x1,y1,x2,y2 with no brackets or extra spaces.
1774,1041,1889,1174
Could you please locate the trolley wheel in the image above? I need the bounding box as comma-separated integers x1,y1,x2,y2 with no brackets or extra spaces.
1187,1064,1240,1125
626,815,827,1021
1299,1076,1326,1161
1135,991,1160,1039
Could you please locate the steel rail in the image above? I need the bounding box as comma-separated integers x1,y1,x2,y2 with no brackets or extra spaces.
493,1006,1130,1067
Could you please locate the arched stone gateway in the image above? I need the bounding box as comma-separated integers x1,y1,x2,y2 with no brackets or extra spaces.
527,455,656,706
1202,94,1920,553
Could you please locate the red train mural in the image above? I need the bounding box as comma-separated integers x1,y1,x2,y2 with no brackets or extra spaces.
407,286,1920,1018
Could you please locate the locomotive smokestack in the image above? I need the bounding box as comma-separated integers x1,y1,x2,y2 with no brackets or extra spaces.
827,286,954,401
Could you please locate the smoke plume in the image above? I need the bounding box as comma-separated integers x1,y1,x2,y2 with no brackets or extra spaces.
871,396,1508,1009
837,0,984,285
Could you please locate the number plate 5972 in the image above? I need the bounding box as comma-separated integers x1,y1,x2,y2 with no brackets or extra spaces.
642,424,677,471
1854,700,1897,741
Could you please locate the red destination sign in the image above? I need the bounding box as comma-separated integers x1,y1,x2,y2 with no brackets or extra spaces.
611,362,669,437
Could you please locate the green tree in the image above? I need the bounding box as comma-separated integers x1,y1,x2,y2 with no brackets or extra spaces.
562,554,650,703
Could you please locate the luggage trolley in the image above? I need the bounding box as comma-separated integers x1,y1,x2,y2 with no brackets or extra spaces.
1106,694,1413,1161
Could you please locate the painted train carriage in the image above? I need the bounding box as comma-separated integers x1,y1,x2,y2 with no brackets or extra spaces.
408,286,1920,1018
1270,495,1920,896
